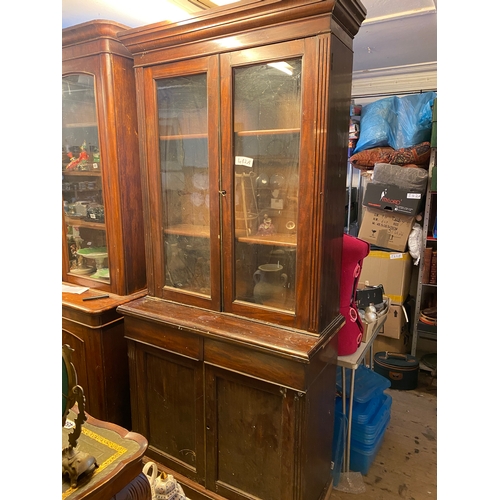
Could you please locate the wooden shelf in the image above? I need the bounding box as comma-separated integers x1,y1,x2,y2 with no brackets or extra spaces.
162,227,297,247
235,128,300,136
164,224,210,238
64,122,98,128
65,216,106,230
238,233,297,247
159,133,207,140
63,169,102,176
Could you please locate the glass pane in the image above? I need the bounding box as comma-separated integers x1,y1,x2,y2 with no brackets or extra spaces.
62,74,109,283
233,59,301,312
158,74,211,296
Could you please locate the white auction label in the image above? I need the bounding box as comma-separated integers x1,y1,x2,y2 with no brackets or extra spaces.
389,253,403,260
235,156,254,167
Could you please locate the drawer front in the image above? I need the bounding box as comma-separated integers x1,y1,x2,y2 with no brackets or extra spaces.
124,316,202,360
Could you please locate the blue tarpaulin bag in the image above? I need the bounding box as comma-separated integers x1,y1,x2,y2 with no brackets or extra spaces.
353,92,436,153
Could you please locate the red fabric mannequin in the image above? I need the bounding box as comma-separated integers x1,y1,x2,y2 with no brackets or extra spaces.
337,234,370,356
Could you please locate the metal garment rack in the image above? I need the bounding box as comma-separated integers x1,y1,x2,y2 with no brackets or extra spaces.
336,316,387,473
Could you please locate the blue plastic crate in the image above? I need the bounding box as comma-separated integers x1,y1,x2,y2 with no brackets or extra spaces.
350,394,392,448
335,391,383,426
334,393,392,449
332,393,392,476
336,364,391,403
349,416,390,475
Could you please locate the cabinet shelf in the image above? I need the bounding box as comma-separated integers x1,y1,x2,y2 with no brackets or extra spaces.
63,169,101,176
158,129,301,141
163,225,296,247
164,224,210,238
238,233,297,247
160,133,207,140
64,122,98,128
236,128,300,136
65,216,106,230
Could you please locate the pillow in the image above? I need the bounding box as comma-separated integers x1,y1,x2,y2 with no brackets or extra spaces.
349,147,395,169
349,142,431,169
389,142,431,166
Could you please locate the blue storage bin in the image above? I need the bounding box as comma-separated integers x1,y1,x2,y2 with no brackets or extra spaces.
332,393,392,475
349,417,390,475
350,393,392,447
336,364,391,403
335,392,392,426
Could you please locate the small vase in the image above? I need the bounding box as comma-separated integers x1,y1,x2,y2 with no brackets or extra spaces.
253,263,288,308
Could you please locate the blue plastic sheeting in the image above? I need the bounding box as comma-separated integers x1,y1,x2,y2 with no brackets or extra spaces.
353,92,437,153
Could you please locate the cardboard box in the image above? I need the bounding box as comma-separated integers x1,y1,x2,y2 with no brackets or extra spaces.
359,250,413,304
361,297,391,343
358,207,414,252
379,303,408,339
361,318,376,343
374,332,410,355
363,182,424,217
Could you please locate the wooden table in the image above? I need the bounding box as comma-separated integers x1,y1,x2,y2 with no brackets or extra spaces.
62,409,151,500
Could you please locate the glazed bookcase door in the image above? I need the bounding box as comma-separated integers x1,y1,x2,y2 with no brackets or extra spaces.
221,40,315,328
62,73,111,286
141,57,221,310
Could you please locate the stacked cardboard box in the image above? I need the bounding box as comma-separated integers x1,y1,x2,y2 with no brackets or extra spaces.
358,163,427,253
358,250,411,349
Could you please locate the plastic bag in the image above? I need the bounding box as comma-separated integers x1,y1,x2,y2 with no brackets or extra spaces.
354,92,436,153
353,96,395,153
391,92,436,150
408,223,423,265
333,471,366,494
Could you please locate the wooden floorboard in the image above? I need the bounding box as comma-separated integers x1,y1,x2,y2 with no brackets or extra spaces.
329,371,437,500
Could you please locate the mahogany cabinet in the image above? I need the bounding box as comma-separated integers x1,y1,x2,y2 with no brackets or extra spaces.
62,21,147,427
117,1,366,499
62,20,146,296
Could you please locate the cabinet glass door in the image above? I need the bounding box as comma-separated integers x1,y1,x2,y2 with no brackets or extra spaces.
231,58,301,313
62,74,109,283
157,73,212,297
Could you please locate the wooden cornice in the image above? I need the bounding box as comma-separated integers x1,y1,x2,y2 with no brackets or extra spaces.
62,19,134,60
117,0,366,55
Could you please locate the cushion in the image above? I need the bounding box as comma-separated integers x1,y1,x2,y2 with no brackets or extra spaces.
389,142,431,166
349,142,431,169
349,147,395,169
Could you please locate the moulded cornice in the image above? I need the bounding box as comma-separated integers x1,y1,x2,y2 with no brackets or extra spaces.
117,0,366,55
62,19,134,60
62,19,131,47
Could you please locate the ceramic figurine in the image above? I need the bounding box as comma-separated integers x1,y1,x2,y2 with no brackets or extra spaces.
257,214,276,236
